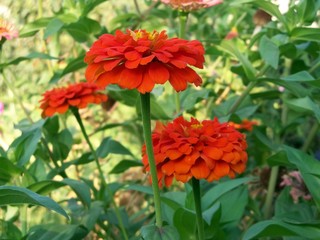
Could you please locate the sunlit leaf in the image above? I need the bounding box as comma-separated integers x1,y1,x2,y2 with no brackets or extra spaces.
96,137,133,158
0,186,68,219
109,160,143,174
243,219,320,240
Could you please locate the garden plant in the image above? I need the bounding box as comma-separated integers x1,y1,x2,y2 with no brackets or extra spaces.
0,0,320,239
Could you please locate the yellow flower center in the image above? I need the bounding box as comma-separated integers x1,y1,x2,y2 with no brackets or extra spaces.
191,123,203,129
129,29,158,41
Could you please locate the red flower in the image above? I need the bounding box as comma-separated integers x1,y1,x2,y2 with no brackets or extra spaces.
40,82,107,118
160,0,223,11
229,119,258,131
84,29,205,93
142,116,248,187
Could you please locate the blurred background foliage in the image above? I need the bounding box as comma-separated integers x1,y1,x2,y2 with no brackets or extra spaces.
0,0,320,239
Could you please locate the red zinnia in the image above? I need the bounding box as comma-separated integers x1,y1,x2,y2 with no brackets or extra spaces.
229,119,258,131
40,82,107,118
142,116,248,187
84,29,205,93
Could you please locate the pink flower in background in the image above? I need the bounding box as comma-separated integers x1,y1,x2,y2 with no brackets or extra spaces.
0,102,4,115
160,0,223,11
280,171,312,203
0,17,18,40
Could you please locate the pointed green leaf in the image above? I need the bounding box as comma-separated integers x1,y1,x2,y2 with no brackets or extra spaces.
96,137,133,158
259,35,279,69
0,186,68,219
141,224,180,240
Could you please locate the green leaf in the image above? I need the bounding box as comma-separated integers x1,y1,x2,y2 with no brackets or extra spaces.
0,186,68,219
43,18,64,39
50,54,86,84
202,177,254,210
0,52,58,70
27,224,87,240
9,122,43,167
281,71,315,81
219,186,248,223
96,137,133,158
28,178,91,207
107,86,139,107
253,0,287,27
0,157,22,185
141,224,180,240
125,184,153,195
81,0,107,16
266,150,294,167
261,77,309,97
65,17,100,42
218,40,256,81
291,27,320,42
150,95,171,120
173,208,196,240
243,219,320,240
180,88,210,111
19,17,52,37
284,96,320,122
202,202,221,226
109,160,143,174
259,35,279,69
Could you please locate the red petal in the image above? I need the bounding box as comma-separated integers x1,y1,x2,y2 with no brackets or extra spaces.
213,162,230,177
118,68,143,89
191,160,210,179
202,147,223,160
85,63,104,82
147,62,169,84
103,59,122,71
168,68,188,92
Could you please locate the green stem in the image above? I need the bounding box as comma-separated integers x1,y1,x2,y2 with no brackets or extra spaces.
140,93,163,228
1,72,33,123
264,166,279,219
71,108,129,240
301,121,319,152
192,178,204,240
228,81,257,115
21,205,28,236
173,11,189,115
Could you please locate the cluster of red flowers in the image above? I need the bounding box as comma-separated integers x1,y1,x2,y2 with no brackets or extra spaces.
39,82,107,118
39,27,249,186
142,116,248,187
84,29,205,93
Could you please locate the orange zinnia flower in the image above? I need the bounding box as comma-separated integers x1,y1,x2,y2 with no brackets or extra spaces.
142,116,248,187
160,0,223,11
40,82,107,118
84,29,205,93
229,119,258,131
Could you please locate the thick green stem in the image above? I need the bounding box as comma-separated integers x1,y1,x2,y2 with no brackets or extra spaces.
140,93,163,228
192,178,204,240
228,81,257,115
71,108,128,240
21,205,28,236
264,166,279,219
301,121,319,152
173,11,189,115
